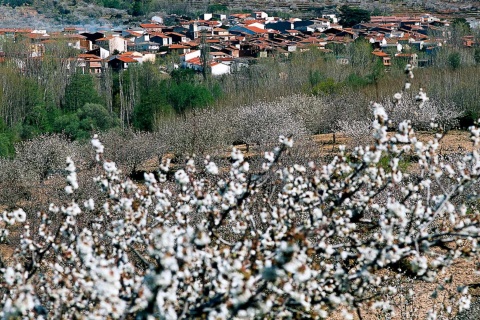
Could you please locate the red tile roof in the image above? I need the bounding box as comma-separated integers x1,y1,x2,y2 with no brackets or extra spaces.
244,20,265,25
140,23,161,29
116,56,137,63
26,33,49,39
169,44,189,49
0,28,33,33
78,53,101,59
372,49,389,57
186,57,202,65
150,32,170,38
245,26,267,34
125,30,142,37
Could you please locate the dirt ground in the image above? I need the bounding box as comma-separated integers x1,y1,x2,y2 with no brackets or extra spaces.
312,130,474,156
329,257,480,320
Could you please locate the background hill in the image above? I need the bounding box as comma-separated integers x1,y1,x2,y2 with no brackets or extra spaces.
0,0,478,29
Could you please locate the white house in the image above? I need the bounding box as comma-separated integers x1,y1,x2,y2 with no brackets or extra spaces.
254,11,268,19
181,50,201,64
211,62,230,76
151,16,164,24
96,35,127,54
150,33,173,46
213,13,227,21
95,47,110,59
322,14,338,24
312,18,331,32
181,50,230,76
202,13,213,21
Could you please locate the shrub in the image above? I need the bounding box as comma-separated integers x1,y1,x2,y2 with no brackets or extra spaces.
312,77,342,95
384,94,462,131
335,119,372,146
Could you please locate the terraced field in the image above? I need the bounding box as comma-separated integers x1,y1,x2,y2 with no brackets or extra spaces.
181,0,478,13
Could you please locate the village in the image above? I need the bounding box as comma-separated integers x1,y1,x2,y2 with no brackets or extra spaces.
0,9,477,76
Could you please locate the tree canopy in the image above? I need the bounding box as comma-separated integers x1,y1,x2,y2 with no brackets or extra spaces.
338,5,371,28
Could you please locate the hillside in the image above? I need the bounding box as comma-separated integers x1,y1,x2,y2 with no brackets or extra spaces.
0,0,478,29
0,2,129,29
181,0,479,13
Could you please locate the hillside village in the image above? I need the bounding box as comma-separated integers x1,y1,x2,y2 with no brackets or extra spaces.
0,10,477,76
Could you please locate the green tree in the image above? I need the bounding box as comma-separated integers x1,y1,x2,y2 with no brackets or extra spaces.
21,105,55,139
325,42,346,56
130,0,150,16
450,18,472,48
347,39,375,75
366,58,386,100
207,3,227,13
170,68,196,84
448,51,461,70
474,48,480,65
338,5,371,28
168,82,214,116
54,103,119,140
63,73,102,112
344,73,370,89
133,79,174,131
0,119,16,158
200,31,211,81
308,70,324,89
452,18,471,34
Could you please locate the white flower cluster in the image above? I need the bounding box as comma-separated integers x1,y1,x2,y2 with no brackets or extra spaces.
0,68,479,319
0,115,479,319
64,157,78,194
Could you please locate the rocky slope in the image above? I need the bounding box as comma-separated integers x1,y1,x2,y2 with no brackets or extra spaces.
181,0,478,13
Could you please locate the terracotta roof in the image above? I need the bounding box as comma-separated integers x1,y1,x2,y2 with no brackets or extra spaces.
169,44,189,49
140,23,161,29
186,57,202,65
115,56,137,63
245,26,267,34
184,41,200,46
78,53,101,59
125,31,142,37
121,51,143,57
165,32,185,37
230,13,250,18
97,36,114,41
0,28,33,33
150,32,170,38
395,53,416,57
26,33,49,39
244,20,265,25
372,49,389,57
